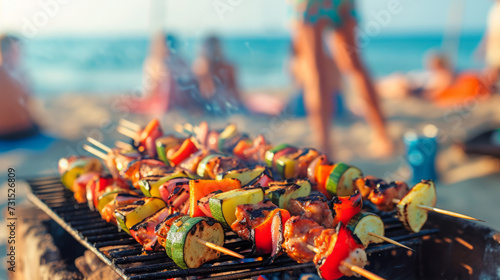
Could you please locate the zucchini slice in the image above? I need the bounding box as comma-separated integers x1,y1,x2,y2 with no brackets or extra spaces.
325,163,362,196
165,215,190,259
265,180,311,209
396,180,437,233
346,212,385,247
216,166,272,187
171,217,225,269
209,188,265,227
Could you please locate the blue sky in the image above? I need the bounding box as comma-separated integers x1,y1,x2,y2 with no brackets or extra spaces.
0,0,494,37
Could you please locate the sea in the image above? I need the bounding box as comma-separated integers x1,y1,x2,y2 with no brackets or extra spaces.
22,33,485,97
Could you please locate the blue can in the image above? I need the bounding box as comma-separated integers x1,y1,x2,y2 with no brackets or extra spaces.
404,125,438,185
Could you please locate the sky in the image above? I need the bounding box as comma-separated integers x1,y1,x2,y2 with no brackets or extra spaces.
0,0,495,38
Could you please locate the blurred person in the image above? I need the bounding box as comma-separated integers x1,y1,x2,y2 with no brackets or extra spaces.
377,52,455,99
485,0,500,89
290,0,393,158
286,41,342,117
0,35,38,140
134,32,195,114
192,35,242,113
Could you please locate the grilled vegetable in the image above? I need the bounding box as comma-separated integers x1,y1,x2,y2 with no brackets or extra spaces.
325,163,362,197
129,207,173,250
59,157,102,191
346,212,384,247
96,189,137,214
315,226,365,280
270,210,286,263
100,193,141,223
138,171,191,198
316,164,334,197
189,178,242,217
171,217,225,269
168,138,199,166
209,188,265,227
396,180,437,233
264,144,298,169
156,135,182,165
165,216,190,258
218,124,243,153
275,149,318,179
252,208,290,255
197,190,223,218
307,155,329,184
155,212,182,248
265,180,311,209
216,166,273,187
331,191,362,226
232,139,253,161
115,197,166,234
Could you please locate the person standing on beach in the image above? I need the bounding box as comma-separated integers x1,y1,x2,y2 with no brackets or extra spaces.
485,0,500,89
290,0,393,157
192,35,242,114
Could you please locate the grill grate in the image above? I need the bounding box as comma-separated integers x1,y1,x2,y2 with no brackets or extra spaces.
27,176,439,280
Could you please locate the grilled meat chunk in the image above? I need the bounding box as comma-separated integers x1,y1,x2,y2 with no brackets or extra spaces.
288,195,334,228
282,216,324,263
369,181,409,211
231,200,277,240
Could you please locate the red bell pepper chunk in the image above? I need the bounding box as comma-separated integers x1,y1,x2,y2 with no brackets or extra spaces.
331,191,362,226
317,226,363,280
253,208,290,254
168,138,199,166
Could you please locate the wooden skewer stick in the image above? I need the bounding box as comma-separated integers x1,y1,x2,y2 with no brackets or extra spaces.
367,232,415,252
392,199,485,222
115,140,133,151
117,126,139,139
306,245,385,280
83,144,108,160
340,260,386,280
86,137,112,153
196,238,244,259
174,124,190,136
119,119,141,132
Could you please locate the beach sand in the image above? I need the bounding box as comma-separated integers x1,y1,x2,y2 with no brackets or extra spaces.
1,90,500,231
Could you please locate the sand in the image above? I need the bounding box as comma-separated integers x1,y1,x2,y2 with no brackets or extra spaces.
1,91,500,232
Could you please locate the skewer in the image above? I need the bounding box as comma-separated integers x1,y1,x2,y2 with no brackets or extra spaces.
306,245,385,280
174,124,191,136
367,232,415,252
117,126,139,139
340,260,386,280
83,144,108,160
86,137,112,153
392,199,485,222
196,238,244,259
119,119,141,132
115,140,133,151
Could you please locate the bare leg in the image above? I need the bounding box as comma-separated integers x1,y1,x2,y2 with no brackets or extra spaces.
293,20,334,157
327,17,394,157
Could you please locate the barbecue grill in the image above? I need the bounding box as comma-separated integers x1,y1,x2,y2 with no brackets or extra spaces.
26,176,500,280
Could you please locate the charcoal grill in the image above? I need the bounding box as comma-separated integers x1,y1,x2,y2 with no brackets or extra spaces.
26,176,500,280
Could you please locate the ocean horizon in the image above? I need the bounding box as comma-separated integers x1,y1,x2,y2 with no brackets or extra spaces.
22,33,485,98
